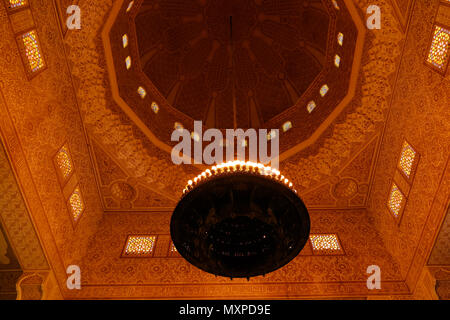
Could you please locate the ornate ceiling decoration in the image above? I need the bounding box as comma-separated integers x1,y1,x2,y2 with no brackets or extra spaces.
1,0,447,300
135,0,331,130
3,0,448,301
110,0,359,154
71,208,406,299
60,0,406,296
0,143,48,271
65,0,402,206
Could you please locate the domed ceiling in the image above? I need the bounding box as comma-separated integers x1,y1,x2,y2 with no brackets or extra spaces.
109,0,359,153
135,0,329,128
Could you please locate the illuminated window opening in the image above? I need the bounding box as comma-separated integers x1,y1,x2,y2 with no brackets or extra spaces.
320,85,329,97
6,0,27,10
282,121,292,132
332,0,340,10
151,102,159,114
55,145,73,181
398,142,417,179
125,56,132,70
68,187,84,222
307,101,317,113
337,33,344,46
388,183,404,218
122,34,128,48
126,1,134,12
426,25,450,72
334,55,341,67
19,30,45,75
138,86,146,99
123,235,156,257
310,234,342,253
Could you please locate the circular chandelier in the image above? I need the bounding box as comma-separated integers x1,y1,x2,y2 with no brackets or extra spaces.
171,161,310,279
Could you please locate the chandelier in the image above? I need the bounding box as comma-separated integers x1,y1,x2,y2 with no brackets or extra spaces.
182,161,296,195
171,161,310,279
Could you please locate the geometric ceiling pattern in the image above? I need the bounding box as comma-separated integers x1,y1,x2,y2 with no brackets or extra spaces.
113,0,358,153
0,0,448,300
135,0,332,128
57,0,414,299
72,0,392,207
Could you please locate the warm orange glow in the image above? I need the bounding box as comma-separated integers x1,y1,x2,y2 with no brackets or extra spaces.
310,234,341,251
399,142,416,178
183,161,296,196
124,236,156,256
